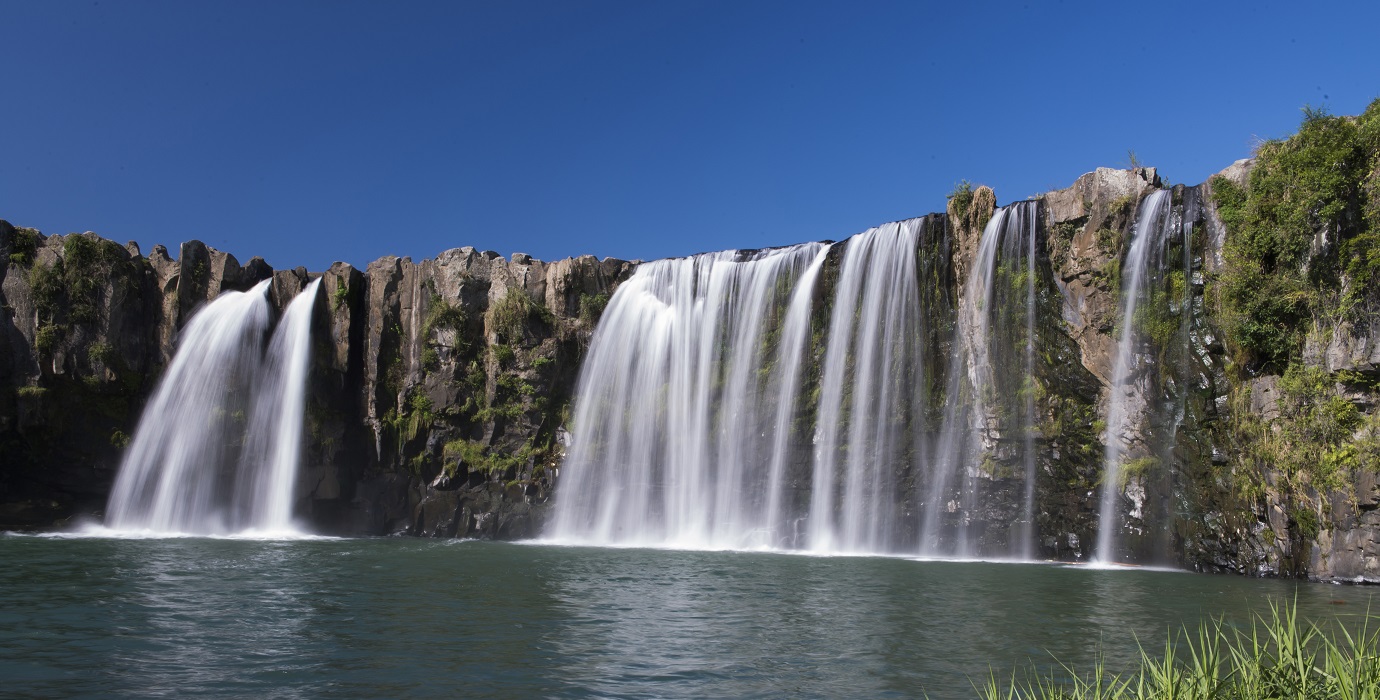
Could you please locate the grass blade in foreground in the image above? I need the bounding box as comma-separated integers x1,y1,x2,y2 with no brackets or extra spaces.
979,600,1380,699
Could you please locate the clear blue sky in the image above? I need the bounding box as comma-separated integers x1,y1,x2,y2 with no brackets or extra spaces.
3,1,1378,272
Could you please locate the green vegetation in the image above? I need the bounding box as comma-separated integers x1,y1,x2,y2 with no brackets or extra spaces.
34,325,60,356
1118,456,1159,487
578,292,610,326
62,235,123,323
443,437,540,479
491,343,516,368
422,295,467,341
1107,193,1137,221
1203,101,1380,544
1049,220,1081,262
1211,100,1380,374
415,286,473,377
980,601,1380,699
25,234,133,359
87,341,116,368
948,180,975,222
28,261,65,319
6,227,41,266
1096,227,1122,254
393,388,435,443
947,181,998,236
1130,268,1185,351
16,385,47,399
1263,366,1374,492
420,347,440,372
488,286,553,343
332,280,350,311
457,360,487,416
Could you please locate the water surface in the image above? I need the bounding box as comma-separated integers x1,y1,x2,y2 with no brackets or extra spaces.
1,535,1372,698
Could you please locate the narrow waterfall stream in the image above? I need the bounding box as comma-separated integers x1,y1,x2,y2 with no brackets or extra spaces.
106,279,320,535
924,202,1041,558
236,279,322,533
1095,190,1173,563
809,220,930,554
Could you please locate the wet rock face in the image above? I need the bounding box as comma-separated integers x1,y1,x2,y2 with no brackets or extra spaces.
291,248,632,537
309,247,635,537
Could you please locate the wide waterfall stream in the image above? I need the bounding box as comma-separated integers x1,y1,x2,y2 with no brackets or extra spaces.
552,205,1064,558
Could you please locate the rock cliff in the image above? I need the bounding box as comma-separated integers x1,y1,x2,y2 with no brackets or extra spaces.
2,103,1378,582
0,223,633,537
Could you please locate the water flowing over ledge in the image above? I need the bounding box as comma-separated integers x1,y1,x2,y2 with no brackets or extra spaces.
105,279,321,536
549,181,1222,563
551,209,1064,558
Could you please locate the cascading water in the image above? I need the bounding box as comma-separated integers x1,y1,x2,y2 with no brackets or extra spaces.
923,202,1042,558
550,243,830,549
809,220,930,554
552,219,954,553
236,279,321,533
1095,190,1172,562
553,210,1078,556
106,279,320,535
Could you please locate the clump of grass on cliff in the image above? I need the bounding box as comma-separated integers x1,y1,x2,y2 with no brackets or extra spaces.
948,180,996,233
6,226,42,266
488,286,554,344
979,600,1380,700
949,180,976,221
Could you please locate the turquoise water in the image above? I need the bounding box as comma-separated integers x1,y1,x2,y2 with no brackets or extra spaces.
1,535,1374,698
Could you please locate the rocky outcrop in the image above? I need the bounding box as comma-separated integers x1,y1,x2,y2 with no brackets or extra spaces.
1044,167,1161,386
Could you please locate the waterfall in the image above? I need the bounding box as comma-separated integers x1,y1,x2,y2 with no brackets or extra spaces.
923,202,1041,558
763,246,832,540
809,220,929,554
1018,203,1039,561
106,279,320,535
1095,190,1172,562
552,213,1069,556
236,279,321,533
550,243,829,549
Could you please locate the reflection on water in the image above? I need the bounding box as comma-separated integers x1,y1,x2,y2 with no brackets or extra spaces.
1,535,1375,699
114,542,318,697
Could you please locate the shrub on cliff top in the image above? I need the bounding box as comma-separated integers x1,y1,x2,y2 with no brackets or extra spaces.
948,180,975,221
6,227,41,266
1212,99,1380,374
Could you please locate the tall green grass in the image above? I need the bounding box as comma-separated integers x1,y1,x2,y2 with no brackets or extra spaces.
977,600,1380,699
